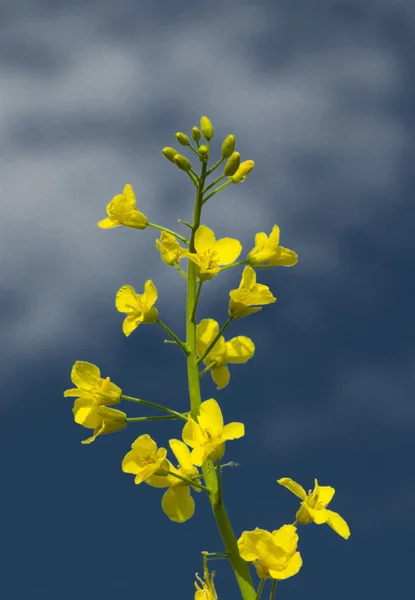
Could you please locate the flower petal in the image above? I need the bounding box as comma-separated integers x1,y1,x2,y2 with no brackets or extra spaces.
162,486,195,523
269,551,302,580
211,365,230,389
123,184,137,209
196,319,219,354
122,315,143,336
325,509,351,539
98,217,119,229
71,361,101,390
213,238,242,265
269,246,298,267
271,525,299,555
115,285,137,313
221,422,245,441
237,528,270,562
198,399,223,437
194,225,216,254
277,478,307,500
143,280,158,308
240,265,257,289
225,336,255,363
169,439,194,472
182,418,204,449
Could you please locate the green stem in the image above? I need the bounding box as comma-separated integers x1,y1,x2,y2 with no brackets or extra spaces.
126,415,180,422
188,169,201,186
174,263,188,280
202,179,232,204
202,173,226,195
186,155,256,600
216,460,222,504
199,361,216,378
178,219,193,229
147,222,189,246
206,156,225,176
197,316,233,365
188,144,201,157
270,580,277,600
167,471,211,493
219,259,249,272
256,579,266,600
121,395,188,421
156,319,189,355
191,280,203,321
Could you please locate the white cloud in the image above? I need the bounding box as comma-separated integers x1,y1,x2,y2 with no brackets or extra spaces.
0,2,409,397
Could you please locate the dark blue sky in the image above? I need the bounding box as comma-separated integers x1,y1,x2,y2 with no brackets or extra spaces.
1,1,414,598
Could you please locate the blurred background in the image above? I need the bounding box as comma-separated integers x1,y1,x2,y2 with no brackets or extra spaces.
1,1,414,598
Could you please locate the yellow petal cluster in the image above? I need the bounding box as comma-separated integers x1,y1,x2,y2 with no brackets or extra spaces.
278,477,350,539
237,525,302,580
122,434,170,484
64,361,125,443
248,225,298,267
147,439,201,523
185,225,242,281
182,399,244,466
196,319,255,389
155,231,187,266
98,184,148,230
116,281,158,336
229,266,276,318
194,569,218,600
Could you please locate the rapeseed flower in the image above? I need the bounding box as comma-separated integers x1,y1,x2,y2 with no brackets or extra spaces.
155,231,187,266
64,361,122,405
277,477,350,539
229,266,276,318
194,569,218,600
185,225,242,281
122,434,169,484
116,281,158,336
196,319,255,389
72,403,126,444
248,225,298,267
237,525,302,580
182,399,244,466
147,439,201,523
97,184,148,230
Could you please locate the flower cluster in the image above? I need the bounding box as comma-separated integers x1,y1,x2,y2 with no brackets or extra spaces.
64,115,349,600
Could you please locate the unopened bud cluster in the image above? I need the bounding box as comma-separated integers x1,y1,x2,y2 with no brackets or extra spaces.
162,116,254,184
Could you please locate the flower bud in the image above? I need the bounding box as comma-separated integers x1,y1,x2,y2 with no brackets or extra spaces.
230,160,255,183
221,134,236,158
162,147,179,163
200,116,214,140
173,154,193,172
175,132,190,146
224,151,240,176
198,145,209,158
192,127,201,142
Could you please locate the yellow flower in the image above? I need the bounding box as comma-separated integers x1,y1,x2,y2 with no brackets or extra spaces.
182,399,244,466
122,434,170,484
277,477,350,539
155,231,187,266
115,281,158,336
63,361,122,405
196,319,255,389
72,403,126,444
185,225,242,281
97,184,148,230
237,526,302,581
229,266,276,318
194,568,218,600
147,439,201,523
248,225,298,267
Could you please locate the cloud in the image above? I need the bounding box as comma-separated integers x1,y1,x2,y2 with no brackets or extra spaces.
0,1,410,403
